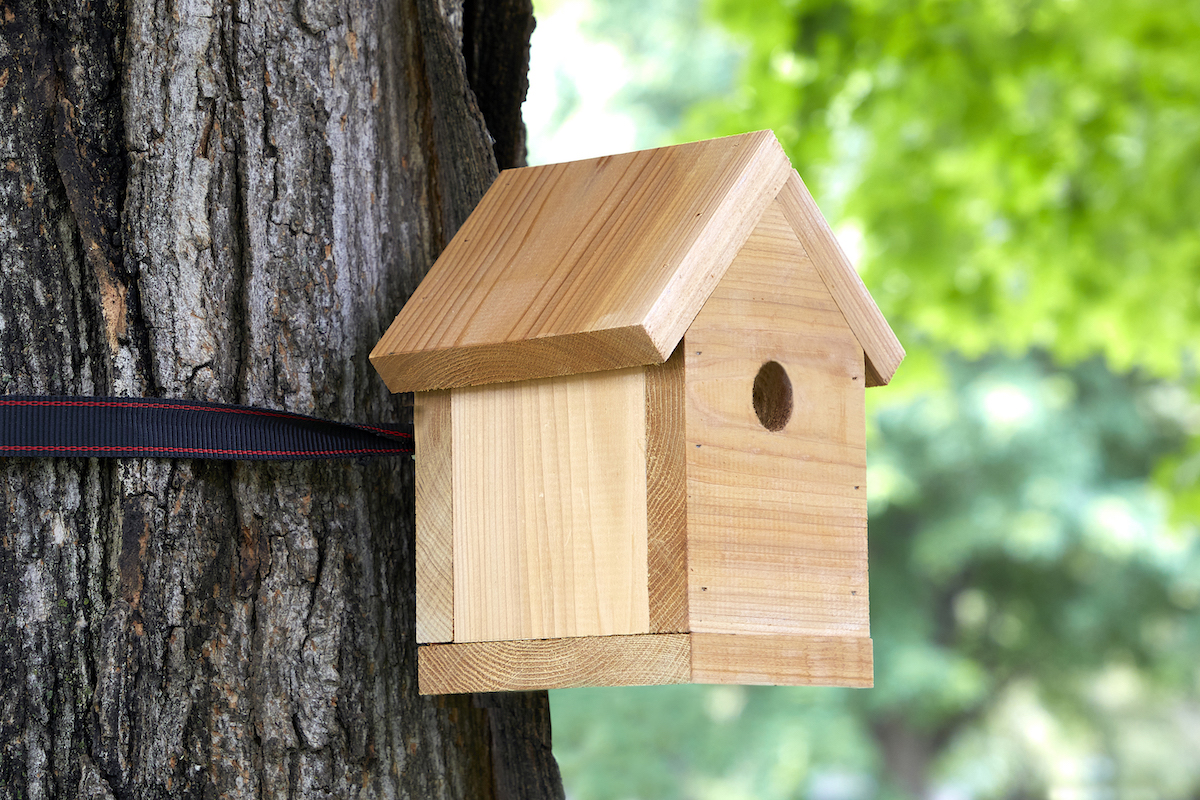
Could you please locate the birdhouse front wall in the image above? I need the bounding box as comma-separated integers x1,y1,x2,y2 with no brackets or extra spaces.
682,200,870,647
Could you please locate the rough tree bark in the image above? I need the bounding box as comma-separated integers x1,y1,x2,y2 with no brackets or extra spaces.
0,0,562,798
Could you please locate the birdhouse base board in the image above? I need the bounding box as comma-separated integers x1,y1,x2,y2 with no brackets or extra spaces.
417,633,872,694
418,634,691,694
689,633,873,688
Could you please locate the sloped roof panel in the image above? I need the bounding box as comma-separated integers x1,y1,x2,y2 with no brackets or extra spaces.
371,131,792,392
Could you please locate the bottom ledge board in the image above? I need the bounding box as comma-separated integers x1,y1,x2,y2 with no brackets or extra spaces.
690,633,873,688
419,633,872,694
418,634,691,694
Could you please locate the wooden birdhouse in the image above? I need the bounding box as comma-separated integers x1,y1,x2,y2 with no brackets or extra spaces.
370,131,903,695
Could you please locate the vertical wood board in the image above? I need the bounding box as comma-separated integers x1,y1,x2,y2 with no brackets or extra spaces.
414,390,454,643
418,634,691,694
686,200,869,638
645,346,688,632
451,368,651,642
370,131,793,392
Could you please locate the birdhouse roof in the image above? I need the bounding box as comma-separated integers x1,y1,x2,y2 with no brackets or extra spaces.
371,131,903,392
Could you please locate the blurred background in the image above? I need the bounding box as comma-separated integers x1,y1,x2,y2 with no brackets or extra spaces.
521,0,1200,797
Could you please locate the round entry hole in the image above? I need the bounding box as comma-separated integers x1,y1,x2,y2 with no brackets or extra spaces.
753,361,793,431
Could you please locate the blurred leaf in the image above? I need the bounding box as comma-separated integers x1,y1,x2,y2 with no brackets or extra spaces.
686,0,1200,381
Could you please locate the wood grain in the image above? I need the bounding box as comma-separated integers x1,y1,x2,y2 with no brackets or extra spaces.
645,345,688,632
371,131,793,392
418,634,691,694
414,390,454,643
419,632,871,693
690,634,873,687
451,368,651,642
685,200,870,639
777,171,904,387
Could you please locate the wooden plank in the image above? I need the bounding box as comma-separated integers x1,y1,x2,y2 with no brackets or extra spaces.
418,634,691,694
685,200,870,639
370,132,793,392
776,170,904,387
414,390,454,643
690,633,873,687
451,368,651,642
645,345,688,632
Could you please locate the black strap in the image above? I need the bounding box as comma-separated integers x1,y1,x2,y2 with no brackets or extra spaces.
0,396,413,460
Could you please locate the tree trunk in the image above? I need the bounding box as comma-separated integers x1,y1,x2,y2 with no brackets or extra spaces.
0,0,562,798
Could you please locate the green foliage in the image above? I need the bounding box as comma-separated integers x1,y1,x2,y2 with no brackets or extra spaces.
863,355,1200,798
685,0,1200,378
553,683,876,800
867,354,1200,696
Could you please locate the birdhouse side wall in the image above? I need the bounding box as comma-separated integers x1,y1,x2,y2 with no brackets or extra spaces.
447,368,652,642
684,200,870,640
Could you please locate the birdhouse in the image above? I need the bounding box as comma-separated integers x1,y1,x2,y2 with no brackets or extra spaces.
370,131,903,694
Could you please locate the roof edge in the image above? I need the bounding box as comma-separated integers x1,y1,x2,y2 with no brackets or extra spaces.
369,324,663,393
642,131,794,358
776,171,904,387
